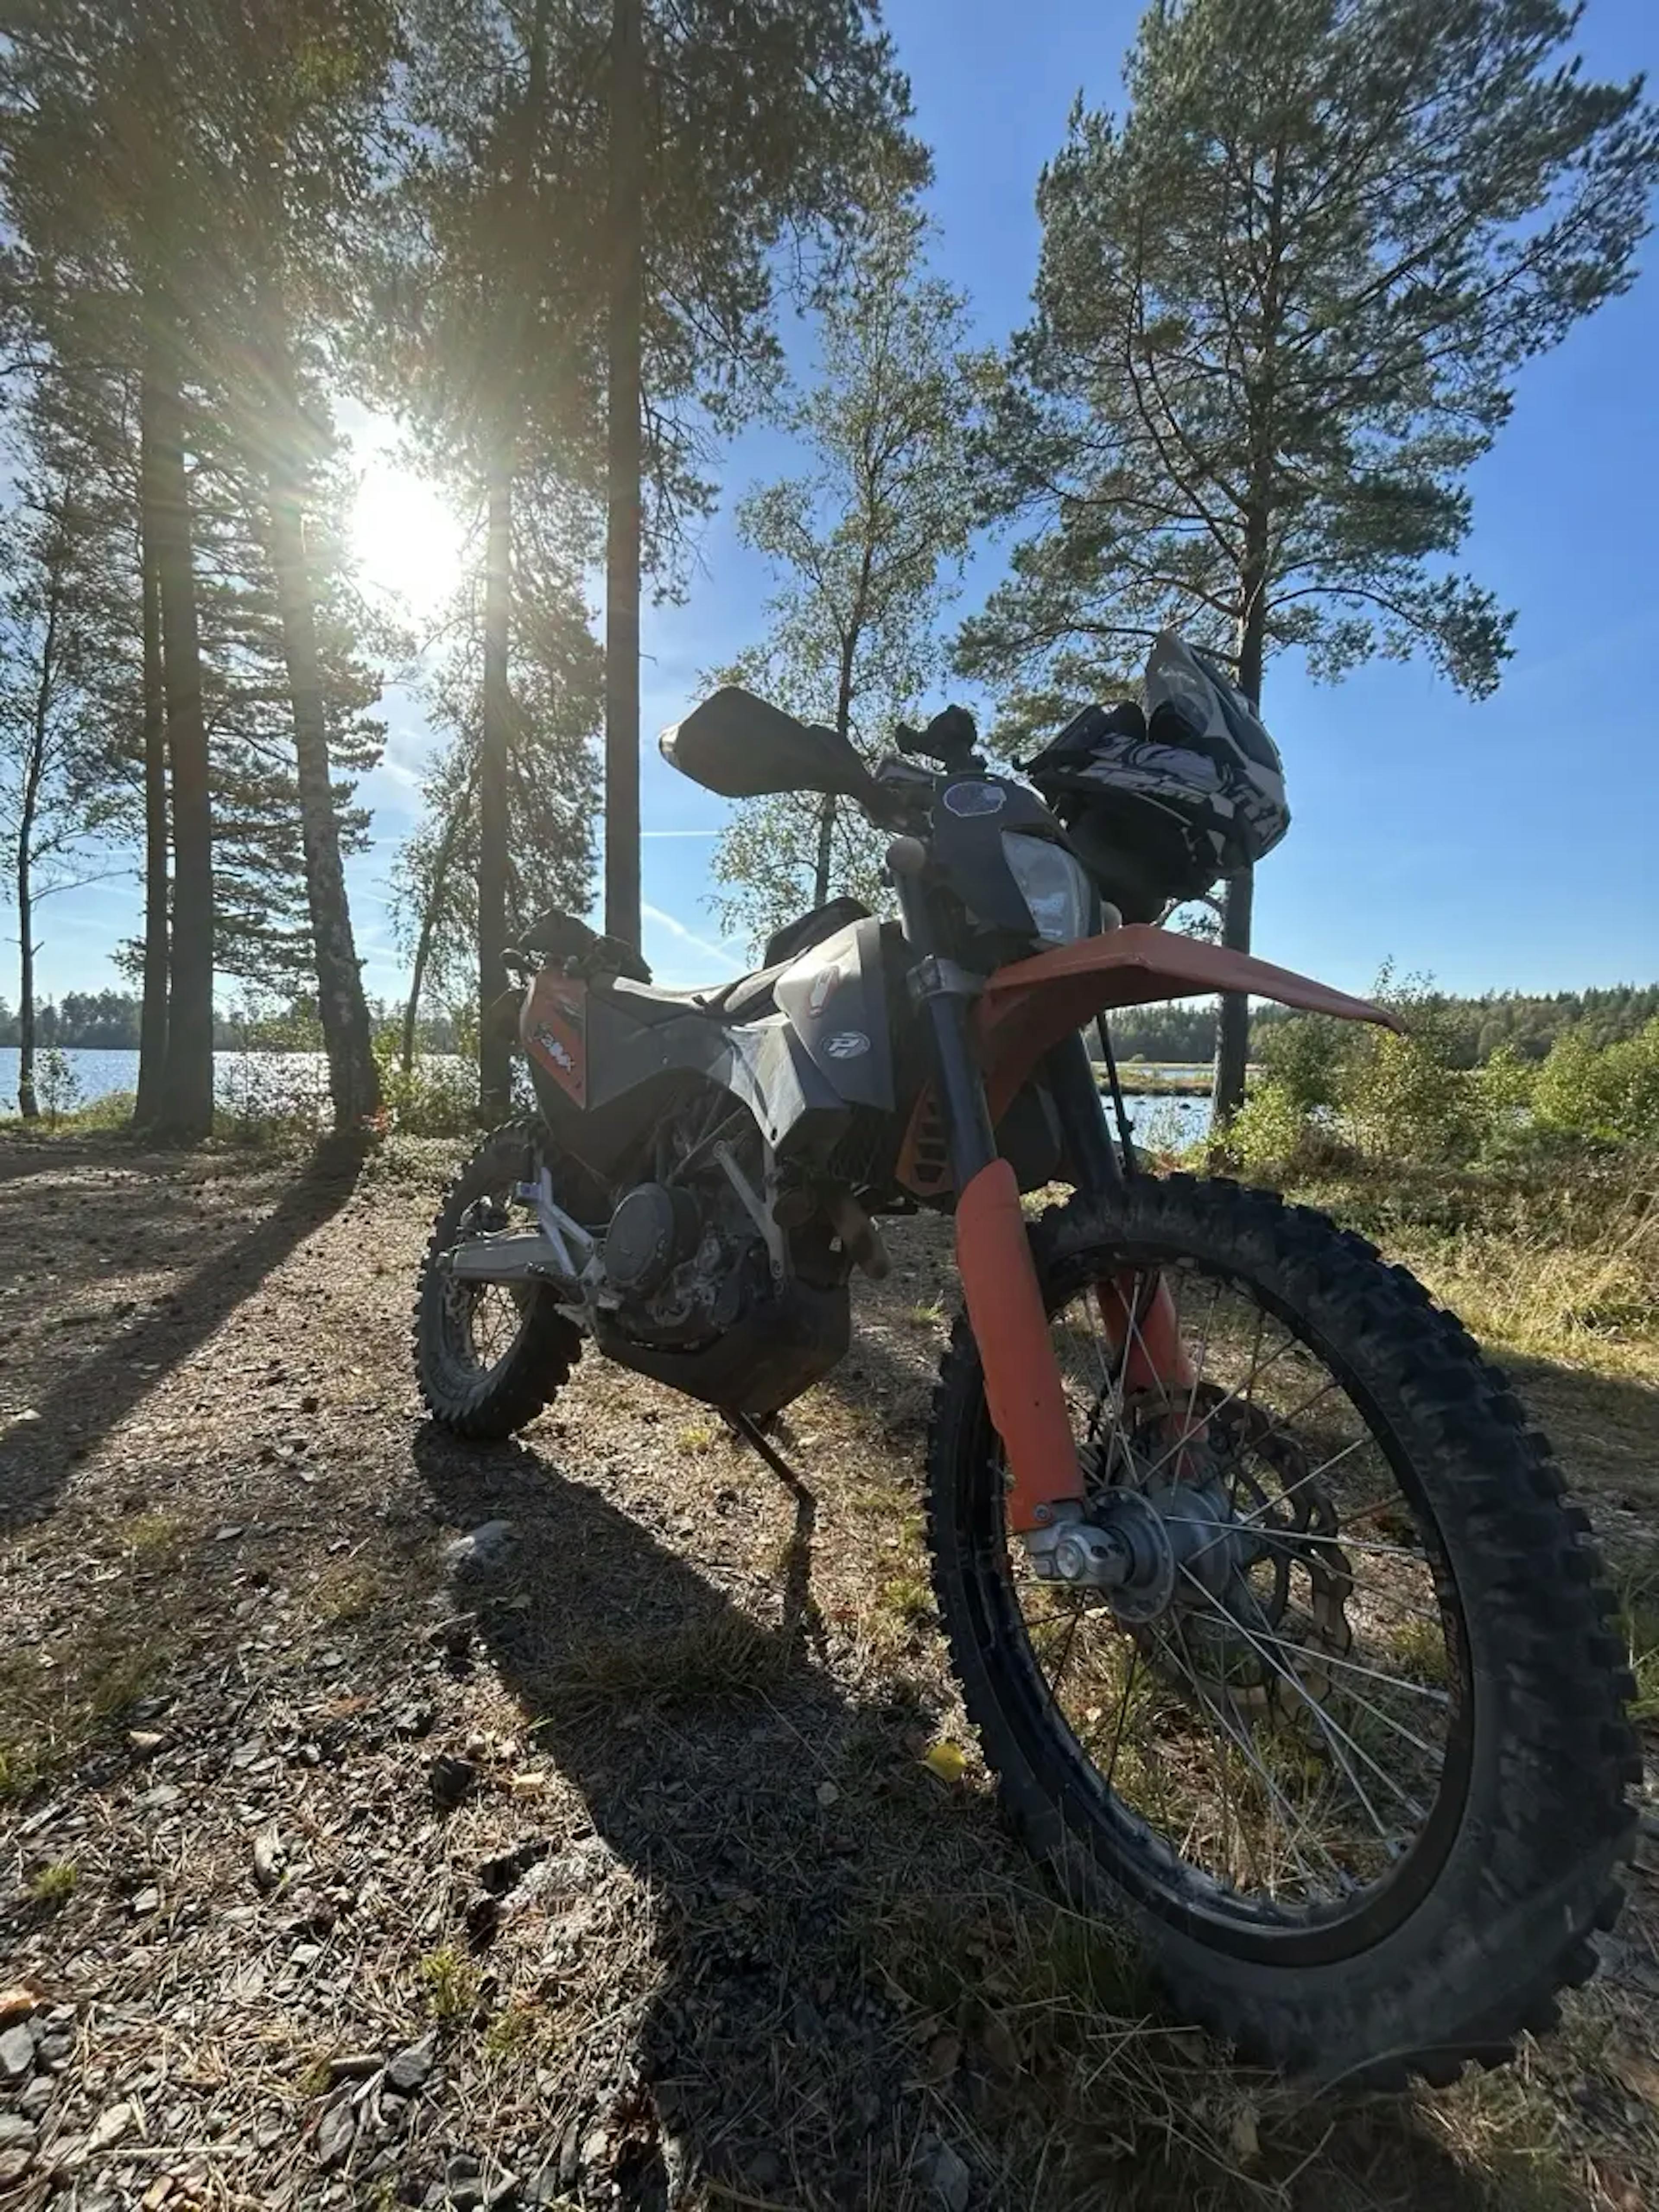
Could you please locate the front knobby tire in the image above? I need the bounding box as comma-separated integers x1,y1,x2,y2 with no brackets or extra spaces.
413,1119,582,1441
925,1172,1638,2085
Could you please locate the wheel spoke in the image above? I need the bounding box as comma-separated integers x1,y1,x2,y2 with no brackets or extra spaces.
1179,1569,1431,1827
1164,1615,1335,1899
1001,1238,1469,1938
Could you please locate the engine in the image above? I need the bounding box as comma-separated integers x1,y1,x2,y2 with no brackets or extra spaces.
598,1096,772,1349
587,1085,853,1419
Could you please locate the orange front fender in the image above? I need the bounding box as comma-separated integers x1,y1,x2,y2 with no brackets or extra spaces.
898,925,1400,1199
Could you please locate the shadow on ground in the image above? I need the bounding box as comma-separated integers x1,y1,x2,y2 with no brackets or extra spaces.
0,1132,368,1532
412,1421,1511,2212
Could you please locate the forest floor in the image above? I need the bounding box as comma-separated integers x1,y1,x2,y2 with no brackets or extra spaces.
1,1129,1656,2212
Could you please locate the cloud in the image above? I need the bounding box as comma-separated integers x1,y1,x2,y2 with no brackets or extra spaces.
641,902,744,975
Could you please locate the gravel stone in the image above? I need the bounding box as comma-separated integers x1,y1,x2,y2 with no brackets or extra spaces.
429,1753,479,1810
315,2099,356,2169
446,1520,514,1573
385,2038,435,2095
0,2024,35,2080
918,2136,971,2212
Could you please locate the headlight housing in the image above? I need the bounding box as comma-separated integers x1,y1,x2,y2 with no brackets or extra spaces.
1001,832,1098,946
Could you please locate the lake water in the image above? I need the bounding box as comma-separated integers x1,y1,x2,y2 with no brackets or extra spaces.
0,1045,1213,1146
0,1046,334,1122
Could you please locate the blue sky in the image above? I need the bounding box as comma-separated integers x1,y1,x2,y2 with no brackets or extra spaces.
31,0,1659,1008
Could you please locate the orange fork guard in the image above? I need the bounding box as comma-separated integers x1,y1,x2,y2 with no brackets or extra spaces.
944,928,1401,1534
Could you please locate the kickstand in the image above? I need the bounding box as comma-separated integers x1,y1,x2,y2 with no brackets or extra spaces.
722,1411,823,1650
723,1409,807,1490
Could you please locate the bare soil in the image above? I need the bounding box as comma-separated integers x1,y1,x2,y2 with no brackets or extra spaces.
1,1131,1656,2212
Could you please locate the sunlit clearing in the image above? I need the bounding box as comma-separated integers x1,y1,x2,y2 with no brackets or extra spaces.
351,452,468,623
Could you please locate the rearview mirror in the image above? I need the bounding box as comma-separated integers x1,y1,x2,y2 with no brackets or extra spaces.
660,687,879,803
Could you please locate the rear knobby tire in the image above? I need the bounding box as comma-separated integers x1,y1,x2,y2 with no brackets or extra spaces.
413,1119,582,1441
926,1171,1638,2085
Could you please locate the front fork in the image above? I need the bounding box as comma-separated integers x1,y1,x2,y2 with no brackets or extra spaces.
891,845,1192,1579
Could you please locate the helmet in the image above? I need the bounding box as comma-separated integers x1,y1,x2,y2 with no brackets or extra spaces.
1021,632,1290,922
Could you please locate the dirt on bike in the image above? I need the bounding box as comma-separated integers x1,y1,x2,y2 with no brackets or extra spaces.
413,635,1637,2086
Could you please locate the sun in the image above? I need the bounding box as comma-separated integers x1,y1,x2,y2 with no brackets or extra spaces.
350,445,469,623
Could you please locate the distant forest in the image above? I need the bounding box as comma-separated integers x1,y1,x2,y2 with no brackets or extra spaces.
1100,985,1659,1067
8,983,1659,1067
0,991,459,1055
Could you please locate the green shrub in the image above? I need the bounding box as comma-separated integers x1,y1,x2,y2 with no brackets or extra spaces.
36,1047,84,1126
371,1035,478,1137
1529,1021,1659,1147
1602,1018,1659,1145
1257,1011,1354,1114
1225,1077,1314,1170
1471,1043,1538,1161
1340,1023,1481,1165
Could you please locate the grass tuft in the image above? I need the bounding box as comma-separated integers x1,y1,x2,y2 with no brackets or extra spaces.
27,1859,78,1908
310,1560,386,1625
540,1609,786,1720
418,1942,482,2022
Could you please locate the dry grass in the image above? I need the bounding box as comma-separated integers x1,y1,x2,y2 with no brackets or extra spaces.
535,1607,789,1720
0,1600,177,1800
1287,1154,1659,1379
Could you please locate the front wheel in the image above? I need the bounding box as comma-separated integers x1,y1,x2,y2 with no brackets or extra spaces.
413,1119,584,1441
926,1173,1638,2084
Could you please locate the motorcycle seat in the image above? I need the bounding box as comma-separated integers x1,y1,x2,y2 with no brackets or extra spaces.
596,897,872,1030
598,964,787,1028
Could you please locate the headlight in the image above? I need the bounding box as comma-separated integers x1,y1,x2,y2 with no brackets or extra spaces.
1001,832,1097,945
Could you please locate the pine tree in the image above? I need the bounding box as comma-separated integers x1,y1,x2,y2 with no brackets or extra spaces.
197,0,400,1131
388,0,918,1107
961,0,1659,1118
709,189,987,952
0,437,122,1118
392,526,603,1063
597,0,921,951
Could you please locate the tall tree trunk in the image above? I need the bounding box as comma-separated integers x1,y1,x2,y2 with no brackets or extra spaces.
811,622,862,910
810,795,836,911
403,761,475,1076
478,458,513,1121
604,0,644,948
1210,538,1270,1127
261,325,381,1134
14,804,38,1125
149,334,215,1143
134,378,169,1130
13,541,59,1125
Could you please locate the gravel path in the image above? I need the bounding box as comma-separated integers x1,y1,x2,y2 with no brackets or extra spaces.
2,1133,1654,2212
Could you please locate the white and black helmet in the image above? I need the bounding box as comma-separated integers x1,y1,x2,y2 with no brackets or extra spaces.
1022,631,1290,922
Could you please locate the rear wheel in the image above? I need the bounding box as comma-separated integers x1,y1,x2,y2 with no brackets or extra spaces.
413,1119,583,1440
926,1173,1637,2083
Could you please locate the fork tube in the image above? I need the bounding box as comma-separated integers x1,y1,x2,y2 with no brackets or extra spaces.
890,842,1084,1532
1045,1032,1124,1197
890,852,995,1188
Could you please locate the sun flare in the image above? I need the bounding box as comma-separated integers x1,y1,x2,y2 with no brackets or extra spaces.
350,451,468,622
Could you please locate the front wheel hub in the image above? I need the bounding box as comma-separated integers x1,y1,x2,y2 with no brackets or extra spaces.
1090,1487,1176,1623
1029,1477,1250,1625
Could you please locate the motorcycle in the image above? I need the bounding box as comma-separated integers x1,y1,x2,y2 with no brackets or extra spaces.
414,649,1635,2085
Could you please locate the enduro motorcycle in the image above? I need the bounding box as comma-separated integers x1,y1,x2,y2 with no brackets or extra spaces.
414,643,1636,2085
